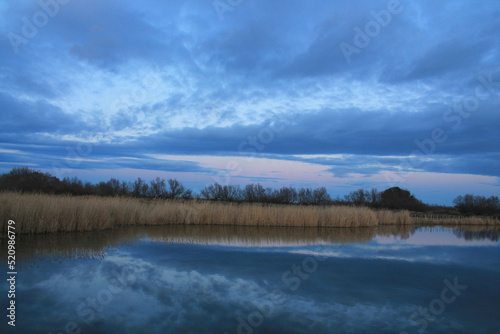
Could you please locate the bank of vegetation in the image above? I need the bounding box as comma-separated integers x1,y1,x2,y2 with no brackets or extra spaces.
0,167,498,234
1,192,498,234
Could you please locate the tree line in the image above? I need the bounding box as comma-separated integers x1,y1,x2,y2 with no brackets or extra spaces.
0,167,193,199
0,167,498,215
200,183,331,205
453,194,500,216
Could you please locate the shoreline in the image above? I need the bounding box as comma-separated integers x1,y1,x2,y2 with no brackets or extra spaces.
1,192,498,234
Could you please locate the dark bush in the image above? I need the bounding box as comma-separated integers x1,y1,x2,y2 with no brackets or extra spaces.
380,187,426,211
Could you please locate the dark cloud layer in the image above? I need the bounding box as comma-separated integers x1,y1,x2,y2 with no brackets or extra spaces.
0,0,499,202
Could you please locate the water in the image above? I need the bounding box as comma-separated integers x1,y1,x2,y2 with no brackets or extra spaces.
1,225,499,334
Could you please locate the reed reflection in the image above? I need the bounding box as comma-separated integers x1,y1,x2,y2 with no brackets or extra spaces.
1,224,498,267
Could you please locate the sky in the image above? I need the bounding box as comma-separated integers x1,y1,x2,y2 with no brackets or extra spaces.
0,0,499,205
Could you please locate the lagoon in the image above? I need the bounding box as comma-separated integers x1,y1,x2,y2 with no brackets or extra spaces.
1,225,499,334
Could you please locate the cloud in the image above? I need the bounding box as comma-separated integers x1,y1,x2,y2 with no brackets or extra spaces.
126,103,500,160
42,0,184,70
1,98,499,179
0,0,499,204
0,92,87,134
18,247,420,333
18,239,498,334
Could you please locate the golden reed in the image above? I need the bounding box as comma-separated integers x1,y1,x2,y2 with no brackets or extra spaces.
0,192,497,234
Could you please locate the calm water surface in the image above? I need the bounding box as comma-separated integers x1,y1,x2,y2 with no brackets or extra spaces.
1,225,499,334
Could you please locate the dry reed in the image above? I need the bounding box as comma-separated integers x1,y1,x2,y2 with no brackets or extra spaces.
0,192,497,234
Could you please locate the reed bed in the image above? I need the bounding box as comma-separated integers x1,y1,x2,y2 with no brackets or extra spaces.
412,215,499,226
0,192,497,234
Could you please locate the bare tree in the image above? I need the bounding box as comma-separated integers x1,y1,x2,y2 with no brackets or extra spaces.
278,186,298,204
200,183,243,201
201,183,217,200
181,189,193,200
298,187,314,205
454,194,500,215
119,180,130,196
370,188,381,207
244,184,266,202
167,179,185,199
131,178,148,197
345,188,369,206
313,187,331,205
149,177,166,198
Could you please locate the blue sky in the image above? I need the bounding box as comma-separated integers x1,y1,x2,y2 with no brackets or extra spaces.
0,0,499,205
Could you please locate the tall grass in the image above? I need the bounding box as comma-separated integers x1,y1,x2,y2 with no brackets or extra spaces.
0,192,497,234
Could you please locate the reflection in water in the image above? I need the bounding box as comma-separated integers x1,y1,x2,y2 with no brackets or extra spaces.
453,227,499,241
0,224,499,334
6,225,383,267
2,224,499,267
